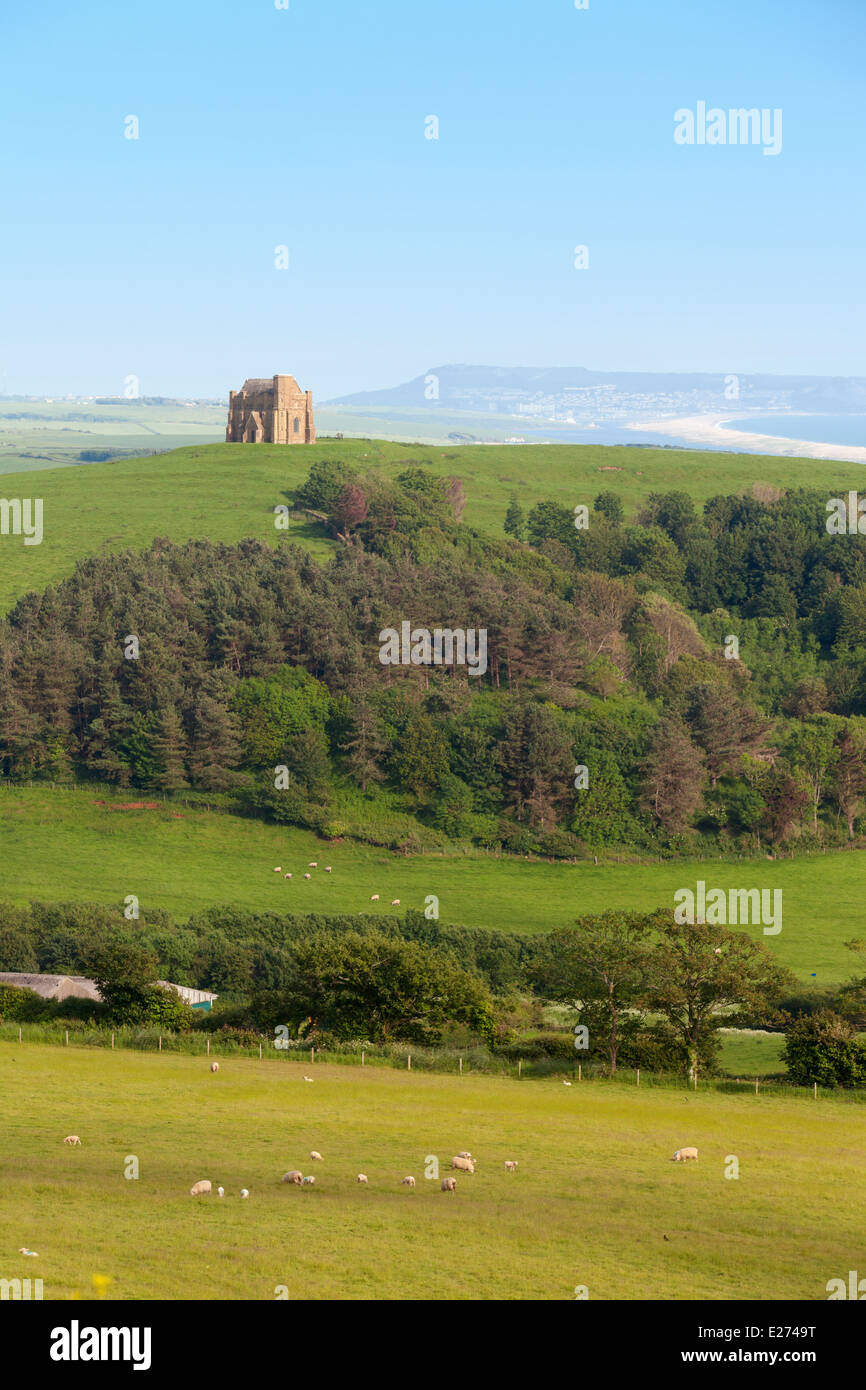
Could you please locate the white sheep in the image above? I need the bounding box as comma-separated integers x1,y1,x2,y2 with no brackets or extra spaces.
310,1150,323,1161
304,873,311,880
303,1075,314,1082
451,1156,474,1173
63,1135,82,1146
217,1186,225,1197
441,1177,457,1192
390,899,400,906
457,1151,472,1160
190,1180,212,1197
284,872,293,879
324,866,332,873
282,1170,304,1185
401,1176,416,1188
370,894,380,901
273,866,282,873
673,1147,699,1162
504,1160,518,1172
210,1062,219,1073
357,1174,369,1184
240,1189,249,1198
308,862,318,868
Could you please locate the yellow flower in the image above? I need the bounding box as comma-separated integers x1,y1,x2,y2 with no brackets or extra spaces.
91,1274,114,1298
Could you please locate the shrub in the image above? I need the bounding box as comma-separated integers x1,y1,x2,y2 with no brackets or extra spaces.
782,1011,866,1087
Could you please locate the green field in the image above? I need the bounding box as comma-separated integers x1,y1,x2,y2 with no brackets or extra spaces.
0,787,860,985
1,1044,861,1300
2,437,864,614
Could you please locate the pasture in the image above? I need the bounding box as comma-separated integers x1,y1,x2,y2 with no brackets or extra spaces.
0,786,860,985
0,1044,862,1300
1,436,864,614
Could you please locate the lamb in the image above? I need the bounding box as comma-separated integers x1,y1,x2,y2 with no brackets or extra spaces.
303,1075,314,1082
672,1147,699,1162
273,866,282,873
457,1151,472,1160
390,899,400,906
357,1174,369,1184
400,1176,416,1188
308,862,318,868
282,1170,304,1185
63,1135,82,1146
451,1156,475,1173
217,1186,225,1197
370,894,380,901
284,872,293,879
304,873,311,880
441,1177,457,1192
210,1062,219,1073
190,1180,212,1197
240,1189,249,1198
324,866,332,873
504,1160,518,1172
310,1150,323,1161
302,1175,315,1185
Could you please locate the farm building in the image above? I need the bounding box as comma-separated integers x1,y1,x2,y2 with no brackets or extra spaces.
0,973,218,1010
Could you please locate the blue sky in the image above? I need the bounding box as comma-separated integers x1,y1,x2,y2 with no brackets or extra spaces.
1,0,863,398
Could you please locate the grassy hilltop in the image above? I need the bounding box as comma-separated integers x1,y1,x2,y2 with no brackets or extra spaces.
2,437,864,614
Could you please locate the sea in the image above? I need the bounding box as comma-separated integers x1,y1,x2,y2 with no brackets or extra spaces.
723,414,866,449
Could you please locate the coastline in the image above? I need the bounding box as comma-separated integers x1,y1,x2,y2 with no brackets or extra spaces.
626,413,866,464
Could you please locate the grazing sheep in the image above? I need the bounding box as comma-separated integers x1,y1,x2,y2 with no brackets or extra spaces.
304,873,311,880
302,1175,315,1185
324,867,332,873
390,899,400,906
303,1075,314,1082
673,1147,699,1162
441,1177,457,1192
273,866,282,873
451,1156,474,1173
457,1151,472,1160
504,1160,518,1172
63,1135,82,1146
357,1174,369,1184
190,1180,212,1197
18,1248,38,1257
563,1081,572,1087
284,872,293,879
310,1150,323,1161
240,1189,249,1198
282,1170,304,1185
308,862,318,868
401,1176,416,1188
370,894,380,901
217,1186,225,1197
210,1062,219,1073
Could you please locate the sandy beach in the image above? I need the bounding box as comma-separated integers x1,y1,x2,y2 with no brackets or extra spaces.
628,413,866,464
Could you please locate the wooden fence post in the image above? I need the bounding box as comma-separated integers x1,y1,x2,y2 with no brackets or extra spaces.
459,1057,463,1075
259,1042,262,1060
111,1033,115,1049
578,1064,581,1081
207,1038,210,1056
813,1082,817,1100
636,1068,640,1087
407,1054,411,1071
158,1036,162,1052
65,1030,69,1047
18,1026,22,1043
361,1050,365,1067
311,1047,315,1064
518,1059,522,1078
755,1077,759,1095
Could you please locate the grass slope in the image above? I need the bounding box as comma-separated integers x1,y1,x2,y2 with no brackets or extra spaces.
1,787,860,985
1,1044,861,1300
2,438,864,613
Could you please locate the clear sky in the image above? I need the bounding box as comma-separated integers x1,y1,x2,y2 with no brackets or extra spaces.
1,0,863,399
